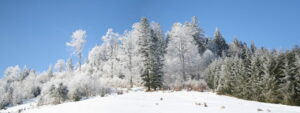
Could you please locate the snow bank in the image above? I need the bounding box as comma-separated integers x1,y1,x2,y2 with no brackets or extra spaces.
1,91,300,113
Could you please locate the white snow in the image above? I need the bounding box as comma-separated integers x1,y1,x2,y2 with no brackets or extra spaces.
1,90,300,113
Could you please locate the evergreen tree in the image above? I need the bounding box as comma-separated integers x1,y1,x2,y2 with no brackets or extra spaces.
137,17,152,91
189,16,207,55
212,28,228,57
149,22,165,90
250,41,257,54
281,51,299,105
216,57,234,94
137,18,164,91
249,50,264,101
262,51,282,103
294,52,300,105
50,83,69,104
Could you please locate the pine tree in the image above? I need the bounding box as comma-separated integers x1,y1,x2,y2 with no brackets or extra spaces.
216,57,236,95
50,83,69,104
189,16,207,55
137,18,164,91
232,56,246,97
250,41,256,54
212,28,228,57
262,50,282,103
137,18,152,91
281,51,299,105
249,50,264,101
294,52,300,105
149,22,165,90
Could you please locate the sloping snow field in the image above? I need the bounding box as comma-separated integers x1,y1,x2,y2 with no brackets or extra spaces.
1,90,300,113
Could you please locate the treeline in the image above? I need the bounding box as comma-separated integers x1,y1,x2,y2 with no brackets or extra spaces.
0,16,215,109
205,39,300,106
1,16,299,109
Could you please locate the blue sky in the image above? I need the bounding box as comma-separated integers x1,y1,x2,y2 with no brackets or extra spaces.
0,0,300,77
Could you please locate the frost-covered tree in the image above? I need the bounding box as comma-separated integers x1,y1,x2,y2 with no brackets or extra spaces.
87,45,105,75
294,52,300,105
250,41,257,53
101,29,121,78
216,57,237,95
2,16,300,108
50,83,69,104
54,59,66,72
4,65,22,82
187,16,207,55
119,30,143,87
205,58,223,90
149,22,165,90
164,22,201,85
119,32,135,87
66,58,74,72
227,38,243,57
47,65,54,78
280,51,299,105
262,50,282,103
66,29,87,71
135,18,152,91
248,50,265,101
0,66,41,108
134,18,164,90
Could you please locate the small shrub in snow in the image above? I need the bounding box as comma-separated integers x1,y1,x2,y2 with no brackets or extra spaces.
38,83,69,105
0,99,9,110
184,80,208,92
204,102,207,107
32,86,41,97
51,83,69,104
220,106,225,109
195,102,201,106
70,88,84,101
117,90,123,95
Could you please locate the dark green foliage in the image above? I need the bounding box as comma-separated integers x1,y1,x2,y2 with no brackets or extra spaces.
71,88,83,101
212,28,229,57
280,51,300,105
190,16,207,55
138,18,164,91
32,86,41,97
50,83,69,104
206,45,300,106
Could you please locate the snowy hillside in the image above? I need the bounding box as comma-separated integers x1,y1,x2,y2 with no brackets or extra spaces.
2,90,300,113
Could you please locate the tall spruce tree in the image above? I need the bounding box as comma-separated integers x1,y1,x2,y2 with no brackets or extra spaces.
137,18,152,91
189,16,207,55
137,18,164,91
281,51,299,105
150,22,165,90
262,50,282,103
294,52,300,105
212,28,228,57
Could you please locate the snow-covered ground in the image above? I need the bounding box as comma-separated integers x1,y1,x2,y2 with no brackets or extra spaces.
1,90,300,113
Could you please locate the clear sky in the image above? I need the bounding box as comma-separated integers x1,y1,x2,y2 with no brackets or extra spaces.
0,0,300,77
